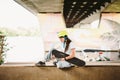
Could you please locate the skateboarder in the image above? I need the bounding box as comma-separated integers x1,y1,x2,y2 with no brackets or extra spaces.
36,30,76,68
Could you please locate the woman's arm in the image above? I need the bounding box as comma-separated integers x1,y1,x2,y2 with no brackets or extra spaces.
65,48,75,60
61,48,76,61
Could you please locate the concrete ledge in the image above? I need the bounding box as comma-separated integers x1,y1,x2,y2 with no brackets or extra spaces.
1,61,120,67
0,62,120,80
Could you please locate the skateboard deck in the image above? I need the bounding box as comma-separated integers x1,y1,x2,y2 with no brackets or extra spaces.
52,49,86,66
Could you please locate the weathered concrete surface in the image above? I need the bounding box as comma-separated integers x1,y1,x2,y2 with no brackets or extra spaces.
0,66,120,80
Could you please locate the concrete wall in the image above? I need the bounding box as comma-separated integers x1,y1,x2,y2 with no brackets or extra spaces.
0,66,120,80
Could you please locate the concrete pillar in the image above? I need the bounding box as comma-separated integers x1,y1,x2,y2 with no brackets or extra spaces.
37,13,66,51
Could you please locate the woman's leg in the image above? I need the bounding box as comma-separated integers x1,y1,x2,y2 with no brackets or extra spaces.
36,49,53,65
44,48,53,61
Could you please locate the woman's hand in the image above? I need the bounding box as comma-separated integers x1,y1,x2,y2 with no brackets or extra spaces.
61,58,65,61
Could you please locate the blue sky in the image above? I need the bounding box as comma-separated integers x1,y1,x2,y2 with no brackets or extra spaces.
0,0,39,28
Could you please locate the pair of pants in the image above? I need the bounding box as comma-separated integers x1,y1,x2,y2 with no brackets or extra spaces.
44,49,71,68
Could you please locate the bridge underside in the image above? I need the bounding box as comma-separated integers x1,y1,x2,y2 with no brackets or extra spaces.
14,0,120,28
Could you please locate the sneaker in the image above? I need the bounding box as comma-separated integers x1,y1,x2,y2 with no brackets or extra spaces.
36,61,45,66
53,61,57,66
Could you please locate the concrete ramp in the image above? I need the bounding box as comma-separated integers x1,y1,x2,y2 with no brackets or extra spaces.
0,63,120,80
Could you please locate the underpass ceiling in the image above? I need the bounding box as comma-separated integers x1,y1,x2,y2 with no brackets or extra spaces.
14,0,64,13
14,0,120,28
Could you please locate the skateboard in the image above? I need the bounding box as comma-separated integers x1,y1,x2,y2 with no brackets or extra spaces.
52,49,86,67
